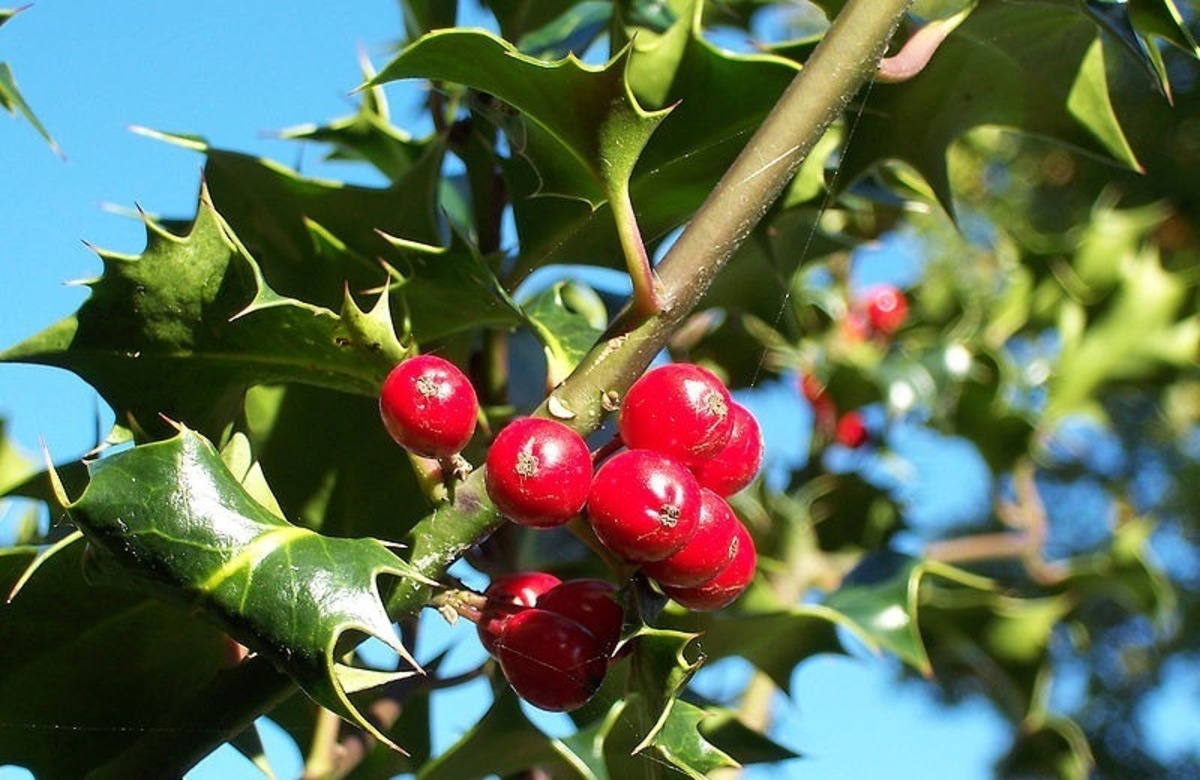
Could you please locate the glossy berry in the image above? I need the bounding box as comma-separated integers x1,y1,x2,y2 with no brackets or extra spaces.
476,571,562,657
862,285,908,335
485,417,592,529
619,363,734,466
537,578,623,655
690,403,764,497
642,488,740,588
496,608,608,712
586,449,701,563
662,521,757,611
835,411,869,449
380,355,478,458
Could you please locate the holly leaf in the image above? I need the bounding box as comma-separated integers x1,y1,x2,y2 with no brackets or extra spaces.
839,0,1149,214
371,28,669,205
1048,249,1200,420
483,0,586,48
823,551,995,676
658,604,849,693
0,60,57,153
418,684,602,780
521,281,606,386
509,0,802,272
280,56,431,182
0,418,37,496
60,426,430,754
1,190,405,439
133,127,445,311
0,544,234,779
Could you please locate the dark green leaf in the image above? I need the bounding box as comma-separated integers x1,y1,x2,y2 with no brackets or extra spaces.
1,192,405,439
372,28,668,205
402,0,459,39
281,61,431,182
824,551,994,676
418,684,598,780
658,604,847,693
839,0,1145,213
518,1,612,59
483,0,583,45
63,426,427,753
0,544,233,779
521,281,605,385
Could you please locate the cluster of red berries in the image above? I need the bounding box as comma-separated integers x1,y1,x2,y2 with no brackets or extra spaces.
379,357,765,710
474,573,622,711
801,375,869,449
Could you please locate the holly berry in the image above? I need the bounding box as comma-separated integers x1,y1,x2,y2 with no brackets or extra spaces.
537,578,623,655
486,417,592,529
619,363,734,466
642,488,740,588
662,521,757,611
586,449,701,563
496,608,608,712
862,284,908,335
379,354,478,458
476,571,562,657
835,411,869,449
689,402,763,497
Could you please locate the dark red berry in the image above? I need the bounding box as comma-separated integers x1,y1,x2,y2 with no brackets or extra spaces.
485,417,592,528
662,521,757,611
496,608,608,712
800,374,838,437
862,285,908,335
690,403,764,497
537,578,623,655
380,355,478,458
619,363,734,466
642,488,739,588
476,571,561,657
586,449,701,563
835,411,869,449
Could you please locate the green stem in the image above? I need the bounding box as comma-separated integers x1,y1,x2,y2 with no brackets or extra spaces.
610,182,662,316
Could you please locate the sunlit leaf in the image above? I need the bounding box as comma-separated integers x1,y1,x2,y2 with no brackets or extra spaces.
63,426,428,753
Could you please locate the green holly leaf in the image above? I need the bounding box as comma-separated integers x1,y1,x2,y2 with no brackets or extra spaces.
517,1,611,59
0,418,37,496
241,383,431,539
521,281,606,386
483,0,584,46
823,551,995,676
60,426,430,754
1048,248,1200,420
1,191,405,439
402,0,458,39
280,57,431,182
0,544,234,779
658,604,849,693
381,230,524,342
418,684,601,780
510,0,802,272
371,28,669,206
839,0,1148,214
133,127,445,311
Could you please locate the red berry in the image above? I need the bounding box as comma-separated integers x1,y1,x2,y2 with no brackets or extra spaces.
862,285,908,335
496,608,608,712
690,403,764,496
619,363,734,466
586,449,701,563
537,579,623,655
485,417,592,528
380,355,478,458
800,375,825,404
835,411,869,449
476,571,562,657
642,488,740,588
662,521,757,611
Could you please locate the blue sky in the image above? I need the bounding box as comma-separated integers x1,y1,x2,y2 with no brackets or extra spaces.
0,3,1017,778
